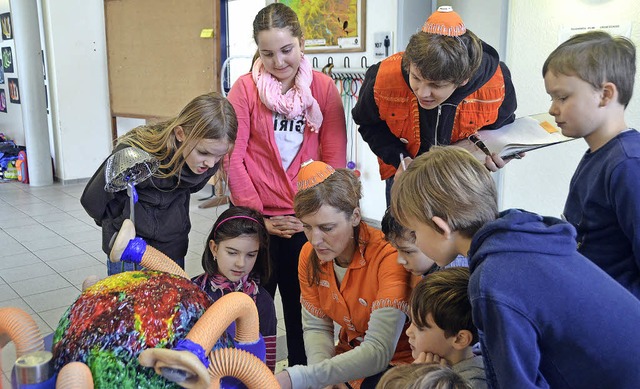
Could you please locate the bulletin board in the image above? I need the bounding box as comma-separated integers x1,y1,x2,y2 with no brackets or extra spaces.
105,0,220,120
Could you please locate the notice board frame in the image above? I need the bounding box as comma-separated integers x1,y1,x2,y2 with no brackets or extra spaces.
104,0,221,138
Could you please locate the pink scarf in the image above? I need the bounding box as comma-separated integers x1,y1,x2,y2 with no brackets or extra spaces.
252,55,323,132
201,272,260,303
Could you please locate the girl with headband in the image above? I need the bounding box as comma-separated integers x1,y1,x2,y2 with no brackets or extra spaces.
191,206,277,372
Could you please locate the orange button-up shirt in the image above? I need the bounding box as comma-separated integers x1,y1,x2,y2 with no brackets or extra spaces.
299,223,413,364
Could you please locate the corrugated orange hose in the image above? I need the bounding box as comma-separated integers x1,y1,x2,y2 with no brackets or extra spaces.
139,245,189,279
56,362,94,388
0,307,44,389
139,292,268,389
186,292,259,348
207,348,278,389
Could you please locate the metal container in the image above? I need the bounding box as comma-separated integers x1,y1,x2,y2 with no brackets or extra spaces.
14,351,54,385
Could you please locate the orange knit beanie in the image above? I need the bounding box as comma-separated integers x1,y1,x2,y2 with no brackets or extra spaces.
297,160,336,191
422,6,466,37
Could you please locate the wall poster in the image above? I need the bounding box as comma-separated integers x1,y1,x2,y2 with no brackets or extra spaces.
277,0,365,53
2,47,13,73
8,77,19,104
0,88,6,112
0,13,12,40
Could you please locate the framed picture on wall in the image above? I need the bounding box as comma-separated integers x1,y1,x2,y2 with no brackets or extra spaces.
277,0,366,53
2,47,13,73
8,77,19,104
0,88,6,112
0,13,12,40
0,63,4,84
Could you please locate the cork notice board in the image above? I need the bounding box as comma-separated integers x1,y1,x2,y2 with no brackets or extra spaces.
105,0,220,119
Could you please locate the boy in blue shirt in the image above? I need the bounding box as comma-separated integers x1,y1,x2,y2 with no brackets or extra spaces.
391,146,640,388
543,31,640,298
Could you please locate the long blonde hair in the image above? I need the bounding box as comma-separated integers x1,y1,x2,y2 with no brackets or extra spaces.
117,92,237,179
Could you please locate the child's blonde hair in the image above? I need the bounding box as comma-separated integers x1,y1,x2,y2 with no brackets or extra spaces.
376,363,473,389
543,30,636,107
391,146,497,238
117,92,237,179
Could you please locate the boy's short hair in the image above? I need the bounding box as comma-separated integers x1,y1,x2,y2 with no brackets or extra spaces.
402,30,483,85
391,146,498,238
410,267,478,344
377,362,473,389
542,30,636,107
381,207,414,244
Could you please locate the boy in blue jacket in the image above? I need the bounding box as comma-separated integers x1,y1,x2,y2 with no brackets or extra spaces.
391,146,640,388
543,31,640,298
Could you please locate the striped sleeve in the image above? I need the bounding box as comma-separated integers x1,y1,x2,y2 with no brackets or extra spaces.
264,334,277,372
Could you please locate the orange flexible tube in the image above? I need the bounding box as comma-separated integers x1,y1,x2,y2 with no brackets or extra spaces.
56,362,94,389
0,307,44,389
207,348,278,389
141,245,189,279
185,292,260,350
138,292,266,389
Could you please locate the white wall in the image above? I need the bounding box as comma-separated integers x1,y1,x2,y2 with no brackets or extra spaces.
440,0,508,59
40,0,112,181
499,0,640,217
1,0,111,181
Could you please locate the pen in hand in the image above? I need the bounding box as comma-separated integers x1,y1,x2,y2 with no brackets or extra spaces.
468,134,492,157
399,153,407,171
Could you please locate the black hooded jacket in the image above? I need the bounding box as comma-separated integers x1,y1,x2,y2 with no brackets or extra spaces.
81,144,217,261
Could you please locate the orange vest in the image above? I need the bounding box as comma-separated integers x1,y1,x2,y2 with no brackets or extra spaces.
373,52,506,179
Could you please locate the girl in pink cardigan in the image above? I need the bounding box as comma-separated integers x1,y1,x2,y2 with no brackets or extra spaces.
226,3,347,367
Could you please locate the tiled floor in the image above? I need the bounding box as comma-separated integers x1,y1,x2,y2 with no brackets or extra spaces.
0,180,287,385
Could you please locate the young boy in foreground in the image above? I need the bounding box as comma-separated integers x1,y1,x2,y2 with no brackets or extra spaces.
391,146,640,388
407,267,486,388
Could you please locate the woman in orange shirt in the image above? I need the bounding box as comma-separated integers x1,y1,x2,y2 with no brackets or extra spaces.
275,161,412,389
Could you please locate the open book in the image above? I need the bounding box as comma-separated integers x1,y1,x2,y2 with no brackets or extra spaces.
454,116,577,161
